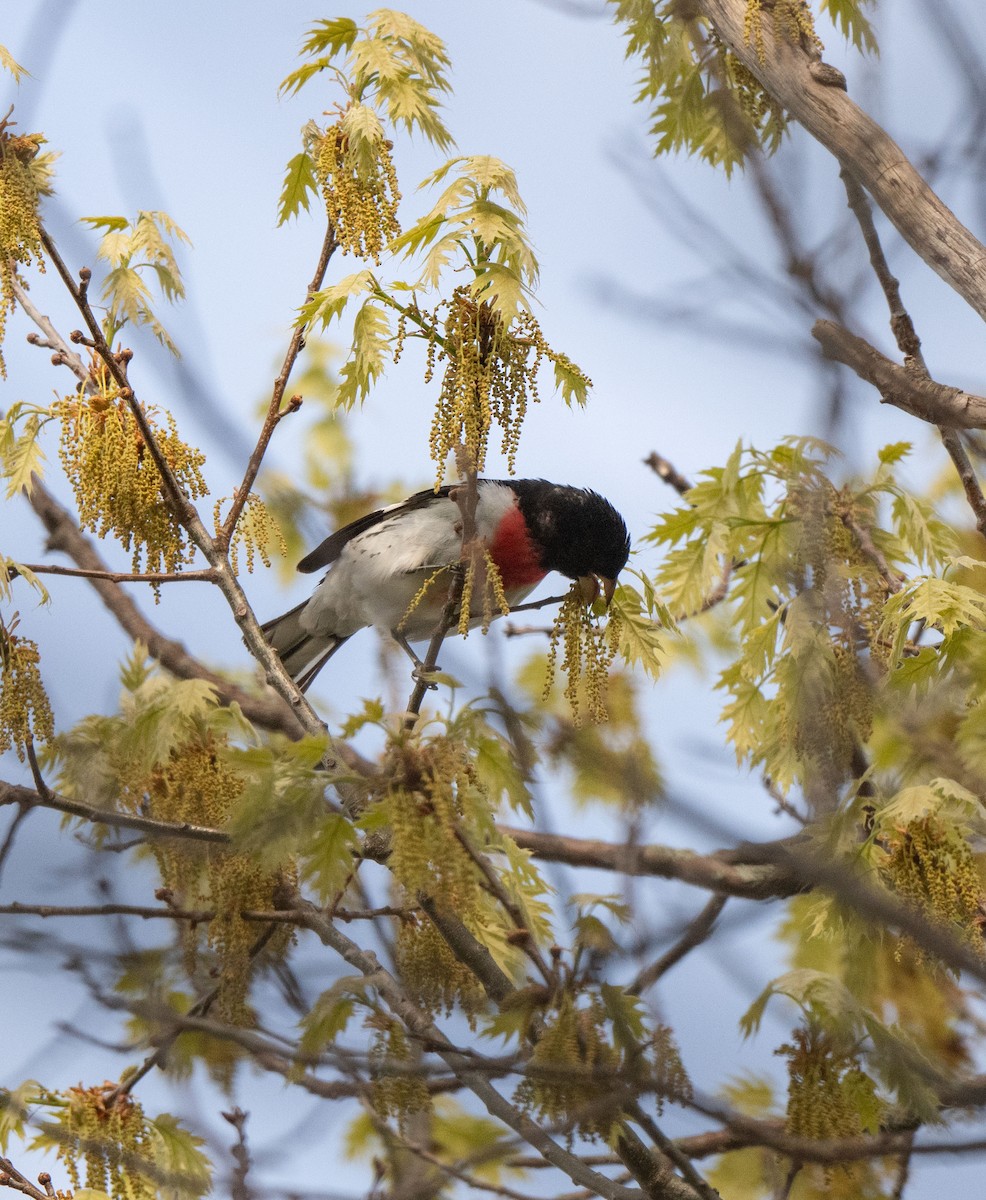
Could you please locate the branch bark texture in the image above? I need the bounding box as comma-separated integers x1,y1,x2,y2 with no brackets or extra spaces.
697,0,986,320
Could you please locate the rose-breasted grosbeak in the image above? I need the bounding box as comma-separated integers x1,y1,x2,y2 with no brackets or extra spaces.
263,478,630,690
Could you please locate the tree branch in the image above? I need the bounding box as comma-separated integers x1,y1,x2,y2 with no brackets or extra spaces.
12,277,89,384
812,319,986,428
0,901,214,920
0,1156,50,1200
30,226,332,749
627,1104,721,1200
839,164,986,535
628,894,728,995
760,839,986,988
697,0,986,320
220,220,338,546
644,452,693,497
13,562,218,584
21,475,308,739
499,826,802,900
283,886,677,1200
38,226,197,522
0,778,229,844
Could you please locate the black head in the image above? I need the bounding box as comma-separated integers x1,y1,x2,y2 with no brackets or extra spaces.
509,480,631,586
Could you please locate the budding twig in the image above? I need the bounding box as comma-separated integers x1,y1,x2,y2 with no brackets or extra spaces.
220,219,338,547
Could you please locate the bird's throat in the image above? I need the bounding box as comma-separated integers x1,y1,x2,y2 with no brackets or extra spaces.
486,503,547,589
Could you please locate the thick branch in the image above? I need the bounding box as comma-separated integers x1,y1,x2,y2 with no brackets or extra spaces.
697,0,986,320
812,320,986,428
500,826,802,900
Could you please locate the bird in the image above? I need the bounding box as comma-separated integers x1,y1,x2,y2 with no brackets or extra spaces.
262,478,631,691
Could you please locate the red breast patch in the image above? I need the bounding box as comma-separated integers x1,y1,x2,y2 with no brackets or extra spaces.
487,503,546,589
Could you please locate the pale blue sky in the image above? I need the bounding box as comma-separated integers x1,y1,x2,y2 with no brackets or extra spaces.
2,2,984,1195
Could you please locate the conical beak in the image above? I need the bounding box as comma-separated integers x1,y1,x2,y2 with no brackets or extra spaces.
601,576,617,606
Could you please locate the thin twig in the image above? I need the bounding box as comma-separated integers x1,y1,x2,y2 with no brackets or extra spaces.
890,1130,915,1200
452,825,555,986
838,512,904,590
13,562,217,584
0,801,30,886
628,1104,721,1200
38,226,195,523
940,427,986,537
402,569,464,723
0,1157,49,1200
777,1161,802,1200
628,894,728,995
840,169,924,367
221,1108,253,1200
11,277,88,382
507,592,570,615
220,220,338,545
1,777,229,844
31,226,332,749
840,166,986,535
0,901,214,920
644,451,693,496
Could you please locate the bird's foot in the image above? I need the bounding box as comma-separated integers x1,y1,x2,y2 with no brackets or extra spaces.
411,664,440,690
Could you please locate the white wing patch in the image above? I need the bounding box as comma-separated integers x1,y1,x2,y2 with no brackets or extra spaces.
300,482,521,639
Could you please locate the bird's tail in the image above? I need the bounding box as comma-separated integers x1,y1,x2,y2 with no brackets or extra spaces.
261,601,348,692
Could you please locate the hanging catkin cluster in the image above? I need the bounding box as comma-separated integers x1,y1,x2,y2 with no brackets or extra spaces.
780,478,883,786
115,735,294,1024
544,582,621,724
366,1016,432,1131
0,628,54,759
316,115,401,262
883,813,986,961
54,367,208,586
0,128,47,377
214,492,287,575
514,992,621,1141
55,1086,157,1200
426,288,590,483
780,1024,878,1144
382,736,489,1019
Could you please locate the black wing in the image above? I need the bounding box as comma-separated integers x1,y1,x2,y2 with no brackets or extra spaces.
297,485,455,574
